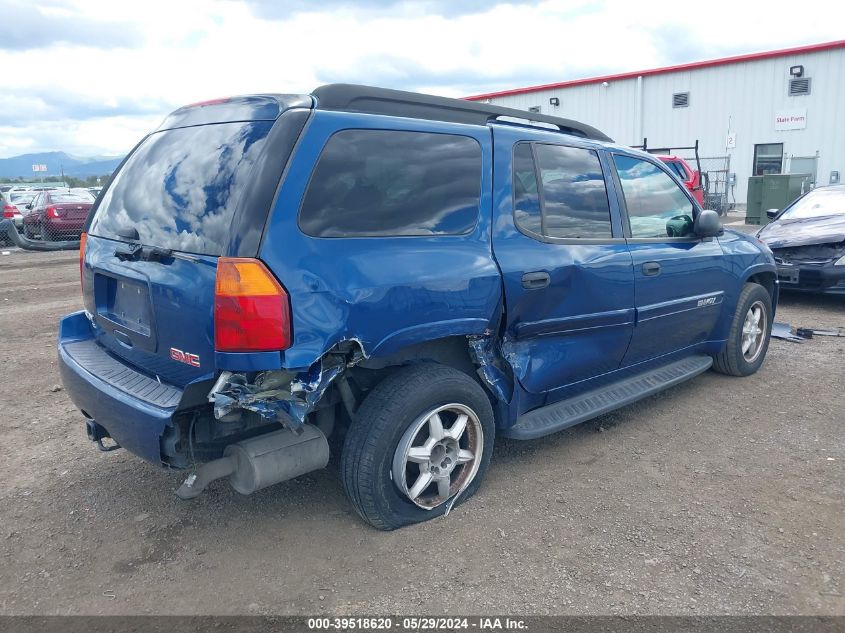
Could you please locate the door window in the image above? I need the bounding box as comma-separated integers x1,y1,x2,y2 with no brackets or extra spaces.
512,143,613,239
753,143,784,176
613,155,696,239
512,143,541,235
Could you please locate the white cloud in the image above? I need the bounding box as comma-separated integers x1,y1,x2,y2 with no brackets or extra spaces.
1,0,843,158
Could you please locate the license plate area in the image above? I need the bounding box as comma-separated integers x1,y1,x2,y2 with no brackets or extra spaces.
777,265,799,284
94,273,157,352
105,277,151,335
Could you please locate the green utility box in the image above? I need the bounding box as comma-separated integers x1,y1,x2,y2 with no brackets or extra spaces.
746,173,812,225
746,176,764,224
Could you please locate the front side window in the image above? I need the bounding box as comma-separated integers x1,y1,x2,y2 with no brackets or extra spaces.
613,155,695,239
299,129,481,237
512,143,613,240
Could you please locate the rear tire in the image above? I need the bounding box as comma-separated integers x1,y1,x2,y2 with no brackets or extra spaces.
712,282,772,377
340,364,494,530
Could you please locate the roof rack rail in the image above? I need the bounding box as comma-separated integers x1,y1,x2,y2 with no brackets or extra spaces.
311,84,613,142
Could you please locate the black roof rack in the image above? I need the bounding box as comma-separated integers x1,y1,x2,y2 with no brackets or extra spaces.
312,84,613,142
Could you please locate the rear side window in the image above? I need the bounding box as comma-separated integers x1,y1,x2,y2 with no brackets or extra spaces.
513,142,613,239
512,144,541,234
89,121,273,255
299,129,481,237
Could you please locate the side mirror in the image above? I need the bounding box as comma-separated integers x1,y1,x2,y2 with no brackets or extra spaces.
25,203,32,210
694,209,722,238
766,208,779,219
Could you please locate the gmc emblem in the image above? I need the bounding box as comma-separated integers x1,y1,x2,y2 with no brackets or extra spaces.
170,347,200,367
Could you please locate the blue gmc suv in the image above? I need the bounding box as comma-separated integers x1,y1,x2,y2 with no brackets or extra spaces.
59,85,778,530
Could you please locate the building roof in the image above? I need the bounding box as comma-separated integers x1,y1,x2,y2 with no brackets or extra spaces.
465,39,845,101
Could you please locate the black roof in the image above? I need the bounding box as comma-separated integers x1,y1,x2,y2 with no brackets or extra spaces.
312,84,612,142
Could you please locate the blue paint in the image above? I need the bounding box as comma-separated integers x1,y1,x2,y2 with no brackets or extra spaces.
58,91,778,469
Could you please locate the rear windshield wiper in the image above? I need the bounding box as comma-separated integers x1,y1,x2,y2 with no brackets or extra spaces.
112,226,198,263
140,246,172,262
114,242,142,261
114,244,197,263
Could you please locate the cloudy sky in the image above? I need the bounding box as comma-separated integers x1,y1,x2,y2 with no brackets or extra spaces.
1,0,843,158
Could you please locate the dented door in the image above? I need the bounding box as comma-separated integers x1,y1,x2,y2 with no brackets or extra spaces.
491,127,635,395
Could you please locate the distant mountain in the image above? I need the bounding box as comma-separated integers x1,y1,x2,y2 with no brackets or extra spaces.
0,151,123,179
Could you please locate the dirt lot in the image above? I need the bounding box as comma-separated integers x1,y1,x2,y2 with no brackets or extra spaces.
0,245,842,616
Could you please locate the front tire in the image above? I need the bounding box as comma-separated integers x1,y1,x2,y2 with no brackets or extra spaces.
340,364,495,530
712,282,772,376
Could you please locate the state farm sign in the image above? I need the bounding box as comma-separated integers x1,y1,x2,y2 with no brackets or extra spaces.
775,109,807,131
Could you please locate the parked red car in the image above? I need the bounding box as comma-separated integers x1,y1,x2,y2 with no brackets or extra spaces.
657,155,705,207
23,190,94,241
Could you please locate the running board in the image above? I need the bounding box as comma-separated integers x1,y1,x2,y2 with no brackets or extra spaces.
503,355,713,440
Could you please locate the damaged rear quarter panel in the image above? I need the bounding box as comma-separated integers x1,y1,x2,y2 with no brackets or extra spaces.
257,110,502,372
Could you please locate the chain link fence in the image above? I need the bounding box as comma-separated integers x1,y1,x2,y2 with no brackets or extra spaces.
679,154,731,215
2,188,92,250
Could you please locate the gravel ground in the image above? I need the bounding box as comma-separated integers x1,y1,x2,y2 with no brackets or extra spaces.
0,242,842,616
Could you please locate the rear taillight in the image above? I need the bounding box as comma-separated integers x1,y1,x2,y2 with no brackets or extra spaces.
46,206,59,218
2,204,17,218
214,257,291,352
79,233,87,291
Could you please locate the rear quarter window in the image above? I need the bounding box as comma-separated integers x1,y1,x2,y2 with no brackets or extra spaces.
298,129,482,237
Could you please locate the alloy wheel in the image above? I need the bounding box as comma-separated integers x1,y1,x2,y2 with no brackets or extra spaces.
741,300,767,362
392,403,483,510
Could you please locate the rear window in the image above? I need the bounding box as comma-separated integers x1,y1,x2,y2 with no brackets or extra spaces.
665,161,689,181
52,192,94,204
89,121,273,255
298,129,481,237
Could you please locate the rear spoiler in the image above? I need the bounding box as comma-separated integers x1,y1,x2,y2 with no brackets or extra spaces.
156,94,313,131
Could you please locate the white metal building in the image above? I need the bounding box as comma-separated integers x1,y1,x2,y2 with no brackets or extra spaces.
466,40,845,205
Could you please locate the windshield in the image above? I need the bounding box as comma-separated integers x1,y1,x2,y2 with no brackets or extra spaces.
780,188,845,220
89,120,273,256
